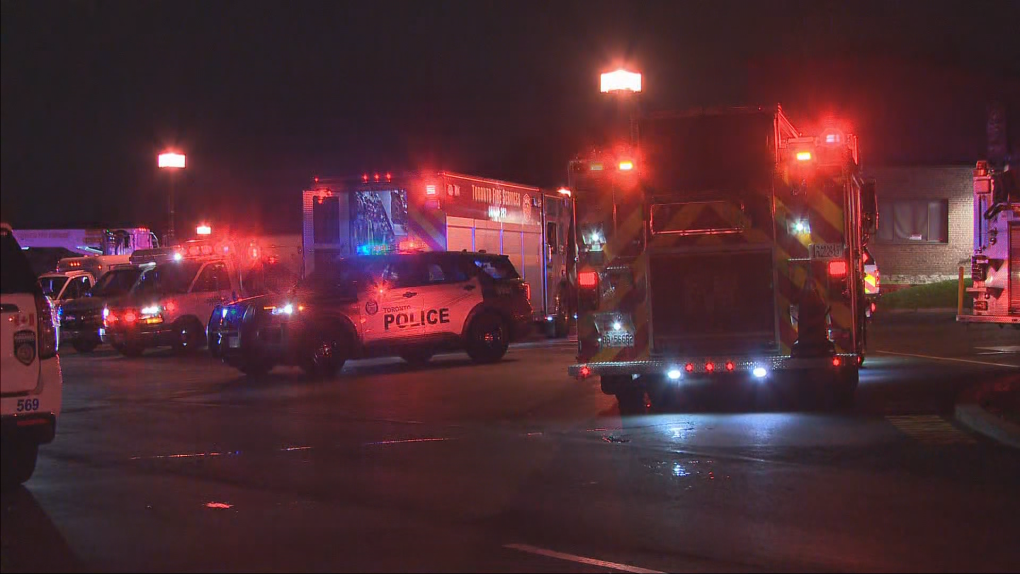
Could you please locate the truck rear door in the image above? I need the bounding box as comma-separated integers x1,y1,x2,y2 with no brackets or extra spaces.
1,230,41,395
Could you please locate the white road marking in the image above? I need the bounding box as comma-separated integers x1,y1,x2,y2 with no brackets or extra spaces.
362,437,451,446
875,350,1020,369
974,345,1020,354
504,543,664,574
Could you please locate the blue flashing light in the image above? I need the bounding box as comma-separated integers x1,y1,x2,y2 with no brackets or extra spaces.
356,243,391,256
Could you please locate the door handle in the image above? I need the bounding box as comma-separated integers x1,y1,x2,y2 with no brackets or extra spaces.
402,291,417,298
463,284,476,291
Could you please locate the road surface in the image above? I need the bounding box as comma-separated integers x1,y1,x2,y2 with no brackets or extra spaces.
2,314,1018,572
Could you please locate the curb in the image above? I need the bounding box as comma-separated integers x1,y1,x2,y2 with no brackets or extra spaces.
954,381,1020,449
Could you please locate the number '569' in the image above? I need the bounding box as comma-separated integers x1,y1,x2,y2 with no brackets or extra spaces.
16,398,40,412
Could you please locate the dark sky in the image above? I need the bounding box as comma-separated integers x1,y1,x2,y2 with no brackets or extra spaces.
3,0,1019,234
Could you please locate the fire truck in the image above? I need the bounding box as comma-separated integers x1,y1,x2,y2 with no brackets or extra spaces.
957,161,1019,325
302,172,574,333
566,106,877,410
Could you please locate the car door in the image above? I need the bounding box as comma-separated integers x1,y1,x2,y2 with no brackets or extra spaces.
416,254,480,337
189,262,230,328
361,256,426,343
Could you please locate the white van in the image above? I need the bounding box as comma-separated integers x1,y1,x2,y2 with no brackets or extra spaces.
1,223,62,488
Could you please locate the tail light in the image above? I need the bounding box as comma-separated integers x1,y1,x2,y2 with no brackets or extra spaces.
578,271,598,289
827,260,848,278
34,292,58,359
524,283,531,301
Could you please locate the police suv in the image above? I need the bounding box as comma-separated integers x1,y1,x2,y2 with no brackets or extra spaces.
208,250,533,376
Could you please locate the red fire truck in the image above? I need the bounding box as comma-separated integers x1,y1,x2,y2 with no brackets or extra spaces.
302,172,574,332
566,106,877,410
957,161,1019,325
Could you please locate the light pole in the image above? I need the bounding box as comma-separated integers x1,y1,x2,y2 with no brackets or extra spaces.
158,151,186,244
599,68,642,144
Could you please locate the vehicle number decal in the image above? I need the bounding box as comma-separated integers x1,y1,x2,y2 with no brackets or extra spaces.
384,308,450,330
811,243,844,259
16,398,40,412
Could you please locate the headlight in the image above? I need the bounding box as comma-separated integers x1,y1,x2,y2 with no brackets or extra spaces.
271,303,295,315
140,305,161,316
102,307,110,319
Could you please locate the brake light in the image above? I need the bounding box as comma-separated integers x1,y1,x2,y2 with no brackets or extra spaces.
828,260,848,277
524,283,531,301
578,271,598,288
34,292,58,359
123,311,137,324
832,357,842,367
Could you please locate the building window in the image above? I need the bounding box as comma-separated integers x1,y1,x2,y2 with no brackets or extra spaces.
878,199,948,243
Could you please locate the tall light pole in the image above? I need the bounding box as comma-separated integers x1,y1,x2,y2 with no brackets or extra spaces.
600,68,642,144
158,151,186,244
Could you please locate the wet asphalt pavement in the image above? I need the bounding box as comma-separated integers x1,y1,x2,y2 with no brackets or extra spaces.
2,314,1019,572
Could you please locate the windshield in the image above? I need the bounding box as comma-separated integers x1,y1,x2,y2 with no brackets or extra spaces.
135,261,201,295
298,259,376,298
37,275,68,298
91,268,142,297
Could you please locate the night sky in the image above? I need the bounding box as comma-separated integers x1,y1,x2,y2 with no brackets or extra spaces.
2,0,1018,235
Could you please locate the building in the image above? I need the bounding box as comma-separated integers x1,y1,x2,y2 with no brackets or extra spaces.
867,165,973,286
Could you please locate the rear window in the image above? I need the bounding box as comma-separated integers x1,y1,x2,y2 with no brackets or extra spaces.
1,230,40,294
470,255,519,280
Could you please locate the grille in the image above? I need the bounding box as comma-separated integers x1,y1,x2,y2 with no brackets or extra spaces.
61,309,102,329
649,249,777,355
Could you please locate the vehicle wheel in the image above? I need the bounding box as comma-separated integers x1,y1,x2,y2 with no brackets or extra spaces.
173,319,206,354
1,440,38,490
301,334,347,379
400,350,433,367
465,312,509,364
71,337,100,353
115,342,144,358
616,388,646,415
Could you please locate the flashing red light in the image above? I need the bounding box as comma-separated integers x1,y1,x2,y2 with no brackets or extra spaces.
685,363,695,373
870,302,877,313
314,176,319,183
374,173,380,182
832,357,842,367
828,260,848,277
123,311,137,324
385,172,392,182
725,361,735,372
165,301,176,313
796,151,812,161
705,362,715,373
362,174,369,183
578,271,598,288
618,160,634,171
579,365,592,378
425,184,437,196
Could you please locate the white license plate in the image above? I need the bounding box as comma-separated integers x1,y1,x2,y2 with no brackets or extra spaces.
811,242,844,259
226,336,240,348
603,331,634,348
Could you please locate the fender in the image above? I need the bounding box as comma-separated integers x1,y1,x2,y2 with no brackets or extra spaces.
460,301,510,339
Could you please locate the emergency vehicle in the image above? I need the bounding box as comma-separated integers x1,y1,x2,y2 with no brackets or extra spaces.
57,263,143,353
566,106,877,410
207,250,533,377
302,172,573,334
958,161,1019,325
102,237,262,356
13,227,158,256
36,255,132,302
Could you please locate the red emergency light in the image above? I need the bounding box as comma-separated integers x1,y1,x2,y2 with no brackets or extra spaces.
685,363,695,373
374,173,380,182
578,271,598,288
705,362,715,373
618,160,634,171
362,174,369,183
796,151,812,162
827,260,848,277
385,172,392,182
725,361,735,372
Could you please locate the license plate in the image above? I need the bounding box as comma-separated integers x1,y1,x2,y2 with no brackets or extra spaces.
811,242,844,259
603,331,634,348
227,336,240,349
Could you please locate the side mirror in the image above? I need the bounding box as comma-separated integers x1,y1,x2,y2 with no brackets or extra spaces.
861,180,878,232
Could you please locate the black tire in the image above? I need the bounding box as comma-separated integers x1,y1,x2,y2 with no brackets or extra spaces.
464,312,509,364
115,342,144,358
71,337,100,353
1,440,38,490
301,333,348,379
173,318,206,355
400,350,433,367
616,388,646,415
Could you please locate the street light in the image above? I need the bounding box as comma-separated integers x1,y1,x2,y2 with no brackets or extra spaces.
158,151,186,243
600,69,642,93
556,187,572,197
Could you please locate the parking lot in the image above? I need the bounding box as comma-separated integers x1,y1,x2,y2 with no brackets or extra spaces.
2,314,1018,572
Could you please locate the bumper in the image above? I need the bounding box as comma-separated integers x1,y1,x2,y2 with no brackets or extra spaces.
60,327,102,342
956,314,1020,324
103,324,177,348
568,354,858,378
1,413,57,445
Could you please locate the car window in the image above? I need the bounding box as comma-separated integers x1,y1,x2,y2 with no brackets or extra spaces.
426,256,469,284
471,255,519,280
38,276,68,299
209,263,231,291
91,268,141,297
192,264,220,293
380,257,426,288
1,230,39,294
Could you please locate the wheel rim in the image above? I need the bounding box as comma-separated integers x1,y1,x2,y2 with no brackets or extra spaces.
479,323,503,349
312,341,333,367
